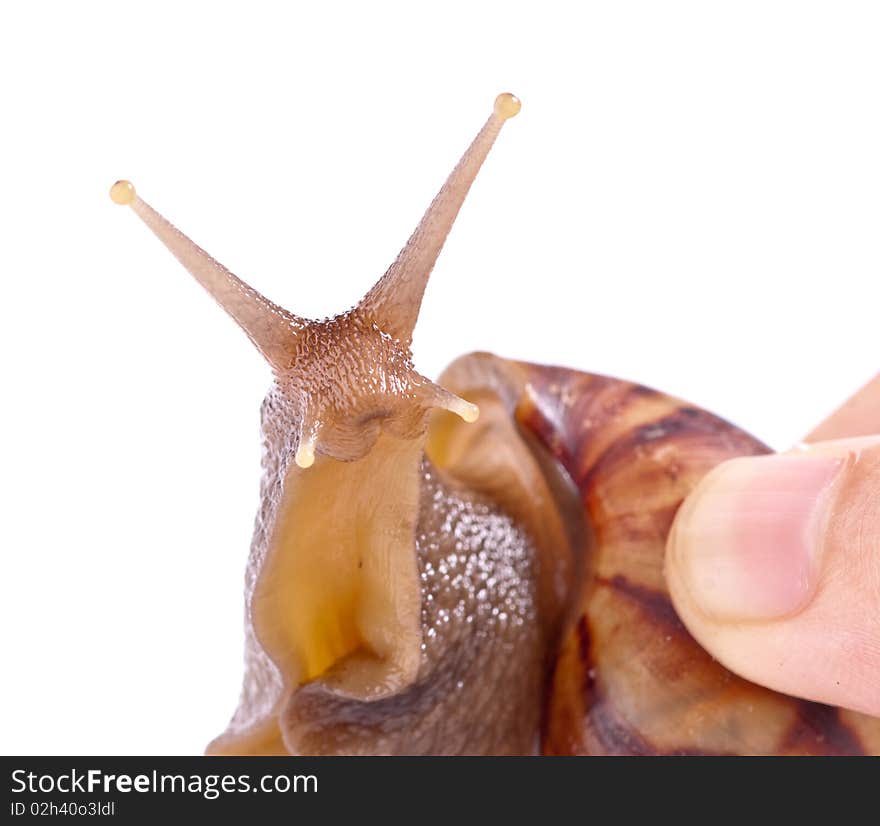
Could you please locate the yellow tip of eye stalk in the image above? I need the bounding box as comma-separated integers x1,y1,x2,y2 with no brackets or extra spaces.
493,93,521,121
295,441,316,469
444,397,480,424
460,403,480,423
109,179,136,205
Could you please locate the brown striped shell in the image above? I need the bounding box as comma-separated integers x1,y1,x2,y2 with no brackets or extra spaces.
436,353,880,754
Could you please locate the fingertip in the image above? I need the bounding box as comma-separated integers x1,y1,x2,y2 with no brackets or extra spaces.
667,441,880,716
668,454,843,622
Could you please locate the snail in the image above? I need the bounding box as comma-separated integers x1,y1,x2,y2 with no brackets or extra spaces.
111,93,880,755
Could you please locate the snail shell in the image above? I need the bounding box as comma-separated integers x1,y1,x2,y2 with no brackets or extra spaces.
507,358,880,754
112,94,880,755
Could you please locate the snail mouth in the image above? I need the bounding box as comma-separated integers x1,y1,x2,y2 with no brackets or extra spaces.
250,430,424,698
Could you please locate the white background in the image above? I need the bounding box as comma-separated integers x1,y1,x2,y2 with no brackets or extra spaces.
1,1,878,754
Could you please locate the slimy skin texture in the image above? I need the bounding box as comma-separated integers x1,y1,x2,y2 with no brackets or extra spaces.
284,463,547,755
112,94,880,754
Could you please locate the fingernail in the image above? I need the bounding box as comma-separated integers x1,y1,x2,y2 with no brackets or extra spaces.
670,454,844,621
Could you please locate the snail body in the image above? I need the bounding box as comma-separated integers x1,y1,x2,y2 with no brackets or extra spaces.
113,95,880,755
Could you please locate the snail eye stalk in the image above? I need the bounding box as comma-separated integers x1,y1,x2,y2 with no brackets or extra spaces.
108,179,304,370
359,92,521,347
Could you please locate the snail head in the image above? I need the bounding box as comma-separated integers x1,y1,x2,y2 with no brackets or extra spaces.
109,93,520,469
111,94,522,701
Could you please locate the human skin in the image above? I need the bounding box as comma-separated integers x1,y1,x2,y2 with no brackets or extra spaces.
666,373,880,717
